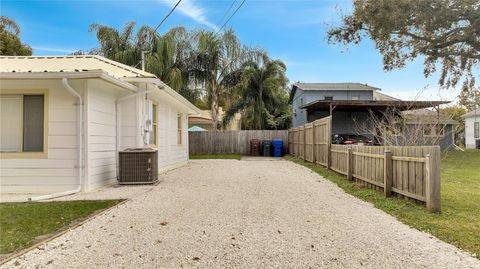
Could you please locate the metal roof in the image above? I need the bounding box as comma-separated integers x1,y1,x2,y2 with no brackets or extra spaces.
403,109,458,124
293,83,381,91
374,91,400,101
188,126,208,132
290,82,381,102
0,55,156,78
301,100,450,111
462,108,480,118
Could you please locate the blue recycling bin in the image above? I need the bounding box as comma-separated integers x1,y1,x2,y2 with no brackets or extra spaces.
272,139,283,157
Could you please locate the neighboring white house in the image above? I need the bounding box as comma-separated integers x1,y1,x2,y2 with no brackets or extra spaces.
463,108,480,149
0,55,200,194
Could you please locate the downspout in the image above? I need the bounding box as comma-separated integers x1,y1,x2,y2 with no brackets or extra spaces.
29,78,83,201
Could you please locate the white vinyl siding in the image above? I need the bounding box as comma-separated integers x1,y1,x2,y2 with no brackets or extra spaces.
86,80,124,191
465,115,480,149
0,77,193,194
0,80,79,193
153,97,188,171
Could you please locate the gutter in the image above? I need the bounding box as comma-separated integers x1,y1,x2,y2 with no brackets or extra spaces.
121,77,201,115
28,78,84,201
0,71,138,93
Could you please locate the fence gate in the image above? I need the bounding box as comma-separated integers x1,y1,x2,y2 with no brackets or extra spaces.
313,116,332,167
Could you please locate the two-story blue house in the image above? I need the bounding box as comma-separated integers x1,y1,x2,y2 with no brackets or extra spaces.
289,83,456,150
291,83,383,128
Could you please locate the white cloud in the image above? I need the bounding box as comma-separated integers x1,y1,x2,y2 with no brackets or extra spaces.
160,0,218,30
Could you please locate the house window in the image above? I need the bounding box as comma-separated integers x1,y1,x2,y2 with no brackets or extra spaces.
0,93,47,156
351,96,359,100
177,113,183,145
475,122,479,139
148,103,158,146
324,96,333,101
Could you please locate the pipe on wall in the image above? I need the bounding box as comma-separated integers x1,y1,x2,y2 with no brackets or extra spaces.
28,78,84,201
114,88,157,175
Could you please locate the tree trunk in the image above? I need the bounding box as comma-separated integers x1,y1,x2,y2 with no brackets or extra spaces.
211,83,219,131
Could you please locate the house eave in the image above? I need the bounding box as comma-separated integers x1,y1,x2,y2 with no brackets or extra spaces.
301,100,451,111
121,77,201,115
0,71,139,93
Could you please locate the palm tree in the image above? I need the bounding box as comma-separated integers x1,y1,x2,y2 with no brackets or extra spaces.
146,27,192,92
222,57,290,130
0,16,32,56
89,23,190,91
89,22,143,66
191,29,244,130
0,16,21,36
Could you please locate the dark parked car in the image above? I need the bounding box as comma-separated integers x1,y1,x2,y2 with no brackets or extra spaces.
332,134,375,145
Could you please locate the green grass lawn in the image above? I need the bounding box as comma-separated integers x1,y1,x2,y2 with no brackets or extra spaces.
0,200,122,254
285,149,480,258
190,154,243,160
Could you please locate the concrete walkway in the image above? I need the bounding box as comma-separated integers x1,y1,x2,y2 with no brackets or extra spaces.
3,159,479,268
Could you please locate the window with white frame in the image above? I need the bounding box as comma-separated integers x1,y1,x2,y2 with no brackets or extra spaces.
148,102,158,146
0,94,45,152
475,122,479,139
177,113,183,145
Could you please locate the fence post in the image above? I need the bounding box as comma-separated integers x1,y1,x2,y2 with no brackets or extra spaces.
347,147,353,180
303,126,306,160
425,147,441,213
326,117,332,169
311,123,316,163
384,150,393,197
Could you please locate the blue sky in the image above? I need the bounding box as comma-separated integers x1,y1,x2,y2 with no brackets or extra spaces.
1,0,459,101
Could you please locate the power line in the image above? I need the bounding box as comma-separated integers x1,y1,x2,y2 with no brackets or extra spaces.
216,0,246,35
153,0,183,34
216,0,237,27
134,0,183,69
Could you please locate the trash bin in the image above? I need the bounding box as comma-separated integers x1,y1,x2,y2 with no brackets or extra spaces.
272,139,283,157
250,139,261,156
261,140,272,157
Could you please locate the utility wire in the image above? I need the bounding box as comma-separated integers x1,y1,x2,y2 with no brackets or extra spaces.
216,0,246,35
153,0,183,34
216,0,237,27
133,0,183,69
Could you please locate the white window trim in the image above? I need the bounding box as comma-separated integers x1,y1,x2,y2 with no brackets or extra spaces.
177,113,183,145
0,89,49,159
474,122,479,139
149,101,159,148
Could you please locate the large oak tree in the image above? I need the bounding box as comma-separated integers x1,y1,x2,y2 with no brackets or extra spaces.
328,0,479,92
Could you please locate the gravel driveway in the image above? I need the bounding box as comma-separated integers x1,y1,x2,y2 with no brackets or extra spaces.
3,159,479,268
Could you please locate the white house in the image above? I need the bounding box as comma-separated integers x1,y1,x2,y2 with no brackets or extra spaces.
0,55,200,195
463,108,480,149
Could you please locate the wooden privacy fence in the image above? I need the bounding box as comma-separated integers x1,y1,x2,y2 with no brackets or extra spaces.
289,116,441,213
189,130,289,155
